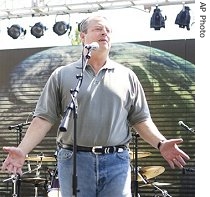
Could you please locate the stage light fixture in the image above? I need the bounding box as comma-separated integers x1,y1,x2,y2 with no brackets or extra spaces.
31,22,47,38
53,21,72,36
7,24,26,39
175,6,191,30
150,6,166,30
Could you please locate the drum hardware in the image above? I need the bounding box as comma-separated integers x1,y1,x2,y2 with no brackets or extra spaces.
150,183,172,197
22,152,57,196
3,163,42,197
10,174,20,197
21,177,47,197
45,151,61,197
136,169,172,197
3,164,42,183
139,182,172,187
47,166,62,197
21,162,45,197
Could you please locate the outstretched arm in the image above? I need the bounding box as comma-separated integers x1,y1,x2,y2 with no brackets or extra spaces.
1,116,53,175
132,118,190,169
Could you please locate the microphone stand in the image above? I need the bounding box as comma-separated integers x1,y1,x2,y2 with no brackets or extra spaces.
8,121,31,197
58,47,93,197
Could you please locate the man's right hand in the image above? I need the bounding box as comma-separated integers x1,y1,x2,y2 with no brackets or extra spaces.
1,146,26,175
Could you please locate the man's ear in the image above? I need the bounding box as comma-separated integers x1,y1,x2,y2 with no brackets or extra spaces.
80,32,85,43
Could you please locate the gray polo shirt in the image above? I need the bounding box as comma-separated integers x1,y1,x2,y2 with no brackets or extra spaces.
34,57,151,146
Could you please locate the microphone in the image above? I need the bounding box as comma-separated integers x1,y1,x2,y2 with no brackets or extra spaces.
178,121,195,133
182,167,195,174
84,42,99,50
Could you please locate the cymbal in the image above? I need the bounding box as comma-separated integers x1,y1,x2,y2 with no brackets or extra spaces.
26,155,56,162
139,181,172,188
136,166,165,182
21,177,47,184
129,151,152,159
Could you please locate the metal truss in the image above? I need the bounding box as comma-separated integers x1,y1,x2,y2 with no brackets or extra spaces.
0,0,195,20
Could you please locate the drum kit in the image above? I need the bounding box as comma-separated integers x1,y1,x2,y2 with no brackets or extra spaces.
24,154,61,197
129,152,172,197
3,153,61,197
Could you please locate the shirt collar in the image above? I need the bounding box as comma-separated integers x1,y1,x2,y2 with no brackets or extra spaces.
76,56,115,71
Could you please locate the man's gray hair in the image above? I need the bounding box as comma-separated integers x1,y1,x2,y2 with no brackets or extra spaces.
78,15,108,33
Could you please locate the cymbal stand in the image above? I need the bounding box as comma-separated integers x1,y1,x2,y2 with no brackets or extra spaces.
10,174,20,197
152,184,172,197
137,173,172,197
131,132,141,197
34,162,43,197
136,167,149,185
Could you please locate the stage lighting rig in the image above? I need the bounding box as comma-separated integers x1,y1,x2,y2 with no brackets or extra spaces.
150,5,166,30
7,24,26,39
53,21,72,36
31,22,47,38
175,6,191,30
